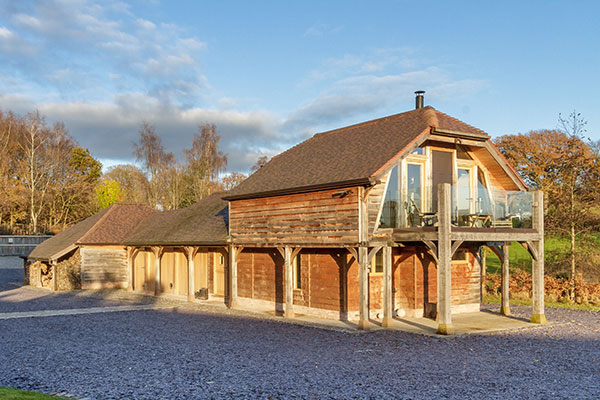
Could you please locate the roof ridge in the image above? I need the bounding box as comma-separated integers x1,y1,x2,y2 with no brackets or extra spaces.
313,106,433,138
433,108,488,136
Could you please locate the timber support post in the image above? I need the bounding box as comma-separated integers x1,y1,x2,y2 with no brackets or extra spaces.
358,246,369,330
382,245,393,328
185,246,197,302
480,247,487,300
126,247,134,292
228,245,240,309
152,246,162,296
531,191,546,324
51,259,58,291
284,246,294,318
437,183,454,335
501,242,511,316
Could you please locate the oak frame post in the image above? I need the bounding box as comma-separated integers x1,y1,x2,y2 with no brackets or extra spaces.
531,191,546,324
358,246,369,330
126,247,134,291
228,245,239,309
185,246,197,302
437,183,454,335
51,259,58,291
382,245,393,328
501,242,511,316
152,246,162,296
284,246,294,318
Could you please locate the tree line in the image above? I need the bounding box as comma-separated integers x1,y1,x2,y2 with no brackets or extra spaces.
0,108,252,235
2,107,600,285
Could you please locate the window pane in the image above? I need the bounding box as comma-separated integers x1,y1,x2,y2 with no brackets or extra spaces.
411,147,424,155
380,166,399,228
457,168,471,214
407,164,422,209
375,250,383,273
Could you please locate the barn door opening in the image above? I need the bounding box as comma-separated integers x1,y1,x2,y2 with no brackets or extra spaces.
213,252,225,296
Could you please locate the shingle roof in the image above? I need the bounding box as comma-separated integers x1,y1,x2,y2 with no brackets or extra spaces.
28,203,156,261
124,193,229,246
224,106,487,200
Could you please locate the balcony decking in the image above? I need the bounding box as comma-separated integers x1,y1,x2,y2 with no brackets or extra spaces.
391,227,541,242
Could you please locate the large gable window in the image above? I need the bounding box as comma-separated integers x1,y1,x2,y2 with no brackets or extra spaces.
379,165,399,228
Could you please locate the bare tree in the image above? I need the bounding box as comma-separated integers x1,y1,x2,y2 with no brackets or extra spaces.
250,155,269,174
133,122,174,209
184,123,227,201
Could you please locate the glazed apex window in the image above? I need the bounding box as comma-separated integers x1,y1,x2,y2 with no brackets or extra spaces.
380,165,399,228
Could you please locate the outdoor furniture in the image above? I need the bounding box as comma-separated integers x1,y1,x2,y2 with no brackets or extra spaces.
406,199,437,227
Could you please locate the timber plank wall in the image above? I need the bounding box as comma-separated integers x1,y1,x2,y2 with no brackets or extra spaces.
80,246,127,289
229,187,360,245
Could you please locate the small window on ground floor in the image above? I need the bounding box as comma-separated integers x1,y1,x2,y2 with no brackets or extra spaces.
370,249,383,274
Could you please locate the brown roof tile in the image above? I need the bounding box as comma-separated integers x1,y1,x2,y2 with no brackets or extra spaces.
124,193,229,246
28,203,156,261
225,106,487,199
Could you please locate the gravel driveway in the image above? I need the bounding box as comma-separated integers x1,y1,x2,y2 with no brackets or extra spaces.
1,256,599,399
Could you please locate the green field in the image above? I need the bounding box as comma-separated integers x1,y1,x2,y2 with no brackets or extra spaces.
0,387,69,399
484,236,569,275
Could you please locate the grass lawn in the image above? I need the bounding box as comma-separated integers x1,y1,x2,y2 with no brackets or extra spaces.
483,294,600,311
484,236,568,275
0,387,69,399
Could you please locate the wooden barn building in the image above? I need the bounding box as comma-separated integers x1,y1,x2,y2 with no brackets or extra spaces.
27,203,154,291
28,93,546,334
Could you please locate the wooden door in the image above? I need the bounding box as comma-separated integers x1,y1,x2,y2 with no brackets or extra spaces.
194,250,208,290
431,150,453,212
133,251,146,291
213,252,225,296
175,252,188,296
161,252,175,294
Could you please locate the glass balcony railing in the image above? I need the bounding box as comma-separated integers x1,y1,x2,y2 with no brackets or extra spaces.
379,187,533,229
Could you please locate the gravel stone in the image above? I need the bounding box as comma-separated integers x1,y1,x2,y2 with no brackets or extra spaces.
0,256,599,399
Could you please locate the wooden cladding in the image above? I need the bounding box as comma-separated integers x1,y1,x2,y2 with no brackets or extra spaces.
80,246,127,288
229,187,359,245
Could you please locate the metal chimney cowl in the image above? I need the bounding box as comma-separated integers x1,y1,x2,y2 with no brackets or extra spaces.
415,90,425,109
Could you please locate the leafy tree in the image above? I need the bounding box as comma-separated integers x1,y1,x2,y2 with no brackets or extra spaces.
104,164,149,204
495,112,600,292
96,179,124,209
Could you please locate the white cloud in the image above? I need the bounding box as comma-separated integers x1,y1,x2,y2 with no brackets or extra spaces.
0,26,13,38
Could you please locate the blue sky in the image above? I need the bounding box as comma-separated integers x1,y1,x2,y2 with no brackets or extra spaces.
0,0,599,173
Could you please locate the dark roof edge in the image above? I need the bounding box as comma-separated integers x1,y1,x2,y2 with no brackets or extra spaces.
222,178,374,201
430,127,489,141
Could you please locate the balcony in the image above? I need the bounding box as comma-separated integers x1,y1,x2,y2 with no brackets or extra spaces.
380,187,534,230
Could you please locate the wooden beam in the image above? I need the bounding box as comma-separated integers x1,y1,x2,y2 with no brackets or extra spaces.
275,247,285,259
531,191,546,324
284,246,294,318
229,244,240,309
450,231,541,242
450,240,464,258
358,246,369,330
501,243,511,316
291,247,301,260
382,246,393,328
51,259,58,292
518,240,539,261
151,246,163,296
126,247,134,291
437,183,454,335
368,245,382,264
488,245,504,264
346,247,358,263
423,240,439,264
184,246,197,302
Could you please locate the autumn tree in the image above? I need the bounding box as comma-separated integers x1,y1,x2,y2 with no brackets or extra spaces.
494,112,600,290
103,164,149,204
96,179,124,209
133,122,174,209
184,123,227,202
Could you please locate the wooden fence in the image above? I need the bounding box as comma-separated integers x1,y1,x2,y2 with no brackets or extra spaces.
0,235,53,257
